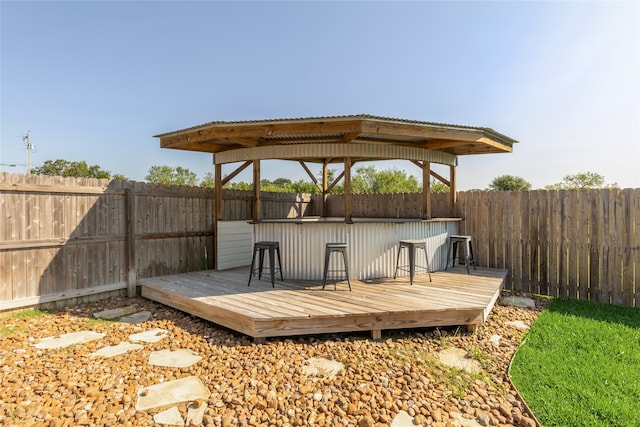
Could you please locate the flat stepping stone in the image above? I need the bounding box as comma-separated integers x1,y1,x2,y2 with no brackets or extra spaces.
488,335,502,346
129,328,168,343
93,305,137,320
451,411,483,426
186,401,207,425
438,347,482,374
391,410,417,426
302,357,344,379
153,406,184,425
149,349,202,368
135,376,211,411
506,320,530,330
90,342,143,358
119,311,151,324
502,296,536,309
32,331,105,349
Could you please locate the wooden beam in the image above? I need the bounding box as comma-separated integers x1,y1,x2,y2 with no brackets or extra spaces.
450,165,457,217
298,161,322,192
344,157,352,222
220,161,252,187
161,139,237,152
423,162,431,220
430,170,450,187
253,160,261,221
340,132,361,143
360,121,483,142
410,159,450,186
328,170,345,193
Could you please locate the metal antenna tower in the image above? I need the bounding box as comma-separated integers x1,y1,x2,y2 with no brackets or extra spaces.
23,131,36,174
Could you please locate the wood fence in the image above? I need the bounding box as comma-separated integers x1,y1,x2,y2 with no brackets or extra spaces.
456,189,639,307
313,189,639,307
0,173,314,311
1,172,638,310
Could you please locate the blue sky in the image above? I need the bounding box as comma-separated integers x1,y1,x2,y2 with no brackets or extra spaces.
1,1,639,190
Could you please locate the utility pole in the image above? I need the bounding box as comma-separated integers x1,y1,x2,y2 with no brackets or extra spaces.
23,131,35,174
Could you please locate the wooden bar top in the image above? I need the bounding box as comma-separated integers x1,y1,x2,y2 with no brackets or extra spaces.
248,217,462,224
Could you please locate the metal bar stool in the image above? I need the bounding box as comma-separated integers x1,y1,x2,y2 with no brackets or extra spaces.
394,239,432,285
445,235,476,274
248,241,283,287
322,242,351,291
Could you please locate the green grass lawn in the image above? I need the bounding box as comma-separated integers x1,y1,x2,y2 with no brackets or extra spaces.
510,297,640,427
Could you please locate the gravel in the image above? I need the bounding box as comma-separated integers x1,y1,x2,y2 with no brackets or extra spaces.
0,292,545,427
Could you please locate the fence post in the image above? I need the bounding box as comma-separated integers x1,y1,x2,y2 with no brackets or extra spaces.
125,187,137,297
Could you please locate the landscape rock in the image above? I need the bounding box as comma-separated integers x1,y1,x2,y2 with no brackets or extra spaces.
135,376,211,411
148,348,202,368
129,328,168,343
93,305,138,319
438,347,482,374
391,410,420,426
90,342,143,358
186,401,207,425
119,311,152,324
0,294,545,426
506,320,530,330
502,296,536,310
302,357,344,378
153,406,184,425
32,330,105,349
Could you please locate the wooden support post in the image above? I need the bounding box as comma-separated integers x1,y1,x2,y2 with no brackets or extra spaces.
371,329,382,340
450,164,457,217
215,164,222,221
214,163,222,270
322,161,329,217
423,161,431,220
344,157,352,222
253,160,261,221
125,187,137,297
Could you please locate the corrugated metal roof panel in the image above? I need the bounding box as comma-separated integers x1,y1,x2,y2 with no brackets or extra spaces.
154,114,517,144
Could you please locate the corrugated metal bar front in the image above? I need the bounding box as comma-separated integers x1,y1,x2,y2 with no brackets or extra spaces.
253,220,459,280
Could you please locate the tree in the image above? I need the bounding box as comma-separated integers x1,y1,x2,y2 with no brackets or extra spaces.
545,172,619,190
31,159,112,179
488,175,532,191
200,173,215,188
351,166,420,194
145,165,197,186
430,179,450,193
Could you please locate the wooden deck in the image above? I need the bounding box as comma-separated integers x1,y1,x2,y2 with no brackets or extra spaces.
140,266,507,341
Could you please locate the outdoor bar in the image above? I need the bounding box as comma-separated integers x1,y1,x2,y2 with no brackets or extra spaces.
155,115,517,280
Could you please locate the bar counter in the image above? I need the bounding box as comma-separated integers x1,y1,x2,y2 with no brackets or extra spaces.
250,217,461,280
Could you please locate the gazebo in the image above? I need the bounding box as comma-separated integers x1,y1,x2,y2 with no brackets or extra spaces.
146,114,518,340
155,114,516,222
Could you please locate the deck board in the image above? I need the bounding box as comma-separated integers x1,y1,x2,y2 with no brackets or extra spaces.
140,266,507,339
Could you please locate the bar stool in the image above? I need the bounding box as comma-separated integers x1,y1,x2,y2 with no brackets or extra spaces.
322,243,351,291
394,239,432,285
248,241,283,287
445,235,476,274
